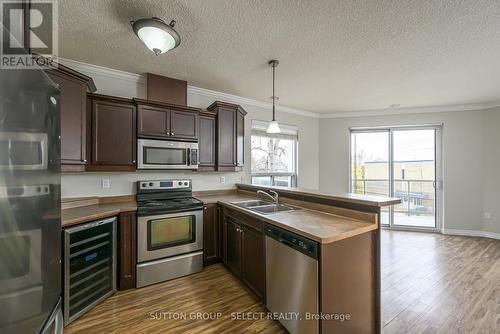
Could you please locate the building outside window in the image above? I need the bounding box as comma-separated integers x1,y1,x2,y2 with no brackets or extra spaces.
251,120,298,187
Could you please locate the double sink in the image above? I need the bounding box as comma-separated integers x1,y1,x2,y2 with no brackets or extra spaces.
232,200,301,215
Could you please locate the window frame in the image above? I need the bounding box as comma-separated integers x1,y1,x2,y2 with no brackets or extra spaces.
250,121,299,188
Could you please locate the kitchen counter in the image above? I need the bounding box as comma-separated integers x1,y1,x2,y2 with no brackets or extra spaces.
62,201,137,228
236,183,400,207
195,191,378,244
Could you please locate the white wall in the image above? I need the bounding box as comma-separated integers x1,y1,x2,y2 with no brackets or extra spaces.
318,108,500,236
60,60,319,197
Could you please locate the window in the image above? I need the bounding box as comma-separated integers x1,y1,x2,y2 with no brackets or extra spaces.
251,120,298,187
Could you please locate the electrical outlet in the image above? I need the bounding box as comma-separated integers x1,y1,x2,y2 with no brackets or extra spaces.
220,176,226,184
101,179,110,189
484,212,492,220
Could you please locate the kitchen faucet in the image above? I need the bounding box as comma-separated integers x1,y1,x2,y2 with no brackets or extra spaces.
257,190,279,204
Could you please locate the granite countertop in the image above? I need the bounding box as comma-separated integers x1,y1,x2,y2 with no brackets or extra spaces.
195,192,378,244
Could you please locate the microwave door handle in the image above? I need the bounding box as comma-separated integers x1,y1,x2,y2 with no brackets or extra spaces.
187,148,191,166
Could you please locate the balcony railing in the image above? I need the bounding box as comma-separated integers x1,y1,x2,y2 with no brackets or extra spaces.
351,179,435,217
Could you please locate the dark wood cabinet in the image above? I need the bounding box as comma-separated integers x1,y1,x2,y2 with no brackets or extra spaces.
207,101,246,172
241,225,265,298
135,99,200,141
203,204,220,266
87,94,136,171
46,63,95,172
224,217,242,276
118,212,137,290
137,105,169,137
170,109,198,139
223,207,265,299
198,112,217,171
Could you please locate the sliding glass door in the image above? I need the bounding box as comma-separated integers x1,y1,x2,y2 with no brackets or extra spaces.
350,126,442,230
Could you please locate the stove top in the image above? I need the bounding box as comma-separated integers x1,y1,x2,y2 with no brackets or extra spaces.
137,197,204,215
136,179,204,215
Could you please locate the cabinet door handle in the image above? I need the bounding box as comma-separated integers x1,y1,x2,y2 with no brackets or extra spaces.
171,132,175,136
82,159,87,163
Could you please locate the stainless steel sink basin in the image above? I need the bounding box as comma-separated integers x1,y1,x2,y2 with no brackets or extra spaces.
232,200,301,215
250,204,300,214
233,200,272,208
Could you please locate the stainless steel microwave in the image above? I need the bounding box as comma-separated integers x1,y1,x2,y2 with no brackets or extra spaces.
0,132,48,170
137,139,198,170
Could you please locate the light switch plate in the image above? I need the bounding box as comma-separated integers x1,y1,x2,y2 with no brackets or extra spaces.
220,176,226,184
484,212,492,220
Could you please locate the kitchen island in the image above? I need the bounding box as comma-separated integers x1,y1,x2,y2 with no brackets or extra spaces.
197,184,400,334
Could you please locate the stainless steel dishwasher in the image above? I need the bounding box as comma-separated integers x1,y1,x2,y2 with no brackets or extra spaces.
265,224,319,334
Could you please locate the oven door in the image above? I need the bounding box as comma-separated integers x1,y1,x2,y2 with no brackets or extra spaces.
137,139,198,170
137,210,203,263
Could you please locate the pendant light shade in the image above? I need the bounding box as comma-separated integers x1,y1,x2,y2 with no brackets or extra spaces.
267,59,281,134
131,18,181,56
266,120,281,134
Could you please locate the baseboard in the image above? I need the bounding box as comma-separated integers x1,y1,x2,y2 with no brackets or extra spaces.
442,229,500,240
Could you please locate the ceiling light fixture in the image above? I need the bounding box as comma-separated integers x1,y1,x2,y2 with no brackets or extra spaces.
131,17,181,56
267,59,281,134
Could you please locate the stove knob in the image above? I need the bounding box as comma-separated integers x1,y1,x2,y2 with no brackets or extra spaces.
142,183,147,188
178,181,183,186
184,182,188,186
149,182,154,187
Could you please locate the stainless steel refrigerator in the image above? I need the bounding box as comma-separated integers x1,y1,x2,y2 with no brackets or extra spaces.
0,63,63,332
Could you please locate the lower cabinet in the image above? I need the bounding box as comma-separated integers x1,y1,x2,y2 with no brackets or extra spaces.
203,204,220,266
223,208,265,299
118,211,137,290
241,225,265,299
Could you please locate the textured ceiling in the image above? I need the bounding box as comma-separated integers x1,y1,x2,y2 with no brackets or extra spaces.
59,0,500,114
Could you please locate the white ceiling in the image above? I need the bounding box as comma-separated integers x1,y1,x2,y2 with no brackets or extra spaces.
59,0,500,114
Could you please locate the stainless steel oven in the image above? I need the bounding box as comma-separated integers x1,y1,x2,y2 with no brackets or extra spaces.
137,139,198,170
137,210,203,263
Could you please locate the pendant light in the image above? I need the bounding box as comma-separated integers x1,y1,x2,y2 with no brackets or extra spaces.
267,59,281,134
131,17,181,56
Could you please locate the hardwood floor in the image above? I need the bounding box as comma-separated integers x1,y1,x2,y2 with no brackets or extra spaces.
64,263,286,334
65,231,499,334
381,231,499,334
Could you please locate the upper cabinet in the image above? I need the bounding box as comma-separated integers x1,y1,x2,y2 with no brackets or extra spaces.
137,104,169,138
135,99,199,141
45,62,96,172
198,111,217,171
86,93,136,171
170,108,198,139
207,101,246,172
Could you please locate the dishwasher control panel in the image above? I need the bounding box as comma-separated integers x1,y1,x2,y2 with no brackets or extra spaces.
264,224,319,259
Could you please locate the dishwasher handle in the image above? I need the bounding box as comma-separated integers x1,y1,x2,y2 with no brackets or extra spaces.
265,224,319,260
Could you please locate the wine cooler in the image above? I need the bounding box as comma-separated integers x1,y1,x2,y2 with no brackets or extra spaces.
63,217,116,325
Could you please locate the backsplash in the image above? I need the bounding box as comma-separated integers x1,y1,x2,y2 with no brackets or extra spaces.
61,171,247,198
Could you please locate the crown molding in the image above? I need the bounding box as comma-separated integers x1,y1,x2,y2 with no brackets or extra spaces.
319,102,500,119
59,58,146,84
58,58,320,119
187,86,319,118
